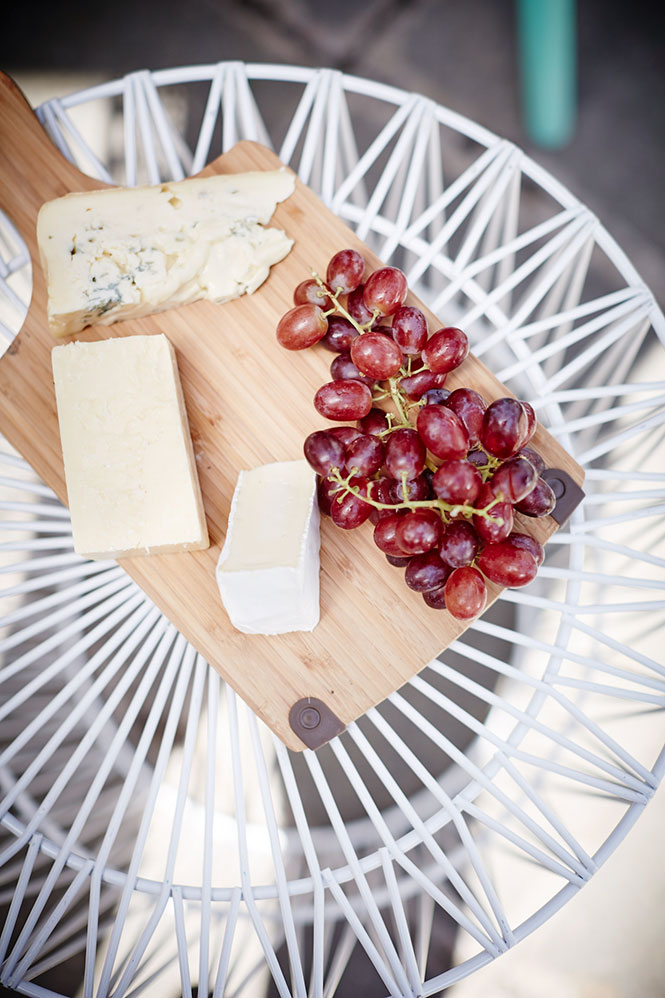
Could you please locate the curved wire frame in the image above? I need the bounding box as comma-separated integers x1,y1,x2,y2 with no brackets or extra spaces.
1,62,664,998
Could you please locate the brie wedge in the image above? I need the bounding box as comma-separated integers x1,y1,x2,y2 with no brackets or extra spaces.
216,461,320,634
37,169,295,336
52,333,209,559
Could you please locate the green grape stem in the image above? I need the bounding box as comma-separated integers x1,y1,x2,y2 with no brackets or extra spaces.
475,455,502,483
387,376,409,425
328,467,505,525
312,271,369,336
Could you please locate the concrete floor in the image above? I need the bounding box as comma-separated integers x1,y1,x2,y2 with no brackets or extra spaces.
2,1,664,995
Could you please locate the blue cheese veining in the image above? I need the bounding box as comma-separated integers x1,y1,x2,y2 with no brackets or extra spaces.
37,170,295,337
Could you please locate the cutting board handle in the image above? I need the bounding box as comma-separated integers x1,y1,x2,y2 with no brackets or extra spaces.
0,72,98,254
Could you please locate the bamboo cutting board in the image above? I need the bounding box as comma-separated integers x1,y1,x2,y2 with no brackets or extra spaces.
0,73,583,750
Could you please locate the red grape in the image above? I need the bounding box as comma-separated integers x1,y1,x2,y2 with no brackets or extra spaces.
371,476,397,506
329,425,363,447
405,551,451,592
489,455,538,503
422,327,469,374
320,315,358,353
363,267,408,317
276,304,328,350
399,370,443,401
445,388,486,446
517,445,546,475
432,459,482,505
358,407,389,437
293,278,334,310
473,483,513,543
314,380,373,421
317,475,341,515
516,476,556,517
331,489,373,529
391,475,431,503
422,387,450,405
475,503,513,543
351,332,403,379
520,401,537,445
373,511,408,556
467,448,489,467
385,428,427,479
416,405,469,460
444,566,487,620
477,542,538,587
344,433,385,477
386,554,412,567
369,478,397,524
481,398,528,458
330,352,374,387
508,532,545,566
303,430,345,476
439,520,479,568
391,306,428,354
395,509,443,555
421,467,435,494
326,249,365,294
422,585,448,609
347,284,375,326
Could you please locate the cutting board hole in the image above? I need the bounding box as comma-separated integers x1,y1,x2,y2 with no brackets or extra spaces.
0,207,32,355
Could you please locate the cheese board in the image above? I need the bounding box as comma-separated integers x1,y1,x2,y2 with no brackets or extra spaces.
0,72,584,751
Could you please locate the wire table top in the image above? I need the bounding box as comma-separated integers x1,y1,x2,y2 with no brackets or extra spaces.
0,61,664,998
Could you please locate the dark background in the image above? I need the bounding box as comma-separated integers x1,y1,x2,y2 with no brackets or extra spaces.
3,0,664,305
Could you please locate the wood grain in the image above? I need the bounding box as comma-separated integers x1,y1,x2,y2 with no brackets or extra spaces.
0,73,584,750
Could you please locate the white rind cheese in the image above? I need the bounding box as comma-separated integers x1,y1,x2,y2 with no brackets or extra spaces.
38,170,295,337
216,461,320,635
52,334,209,560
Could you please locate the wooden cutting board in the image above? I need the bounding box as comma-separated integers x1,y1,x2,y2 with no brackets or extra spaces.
0,73,583,750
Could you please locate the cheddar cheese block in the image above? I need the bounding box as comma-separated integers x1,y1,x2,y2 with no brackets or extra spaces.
52,334,209,559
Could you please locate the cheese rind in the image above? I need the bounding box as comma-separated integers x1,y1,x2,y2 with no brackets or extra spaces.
52,334,209,559
37,170,295,337
216,461,320,635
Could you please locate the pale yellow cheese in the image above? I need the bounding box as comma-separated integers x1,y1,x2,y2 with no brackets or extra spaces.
37,170,295,336
52,334,209,560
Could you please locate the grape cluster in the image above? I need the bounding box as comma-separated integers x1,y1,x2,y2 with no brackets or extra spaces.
276,249,556,621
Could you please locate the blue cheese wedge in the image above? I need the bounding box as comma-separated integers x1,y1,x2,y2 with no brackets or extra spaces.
52,334,209,559
216,461,320,635
37,170,295,337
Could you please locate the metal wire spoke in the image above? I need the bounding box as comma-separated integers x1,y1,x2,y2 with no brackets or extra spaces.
1,62,664,998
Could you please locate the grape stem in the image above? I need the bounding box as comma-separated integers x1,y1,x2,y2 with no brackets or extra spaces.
328,467,505,524
312,271,367,337
387,376,409,425
474,456,502,482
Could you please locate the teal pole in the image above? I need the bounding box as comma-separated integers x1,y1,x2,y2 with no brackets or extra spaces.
517,0,577,148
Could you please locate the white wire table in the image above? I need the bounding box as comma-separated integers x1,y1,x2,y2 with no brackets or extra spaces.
1,62,664,998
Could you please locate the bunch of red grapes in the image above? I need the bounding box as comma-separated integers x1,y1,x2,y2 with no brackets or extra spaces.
276,249,556,621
